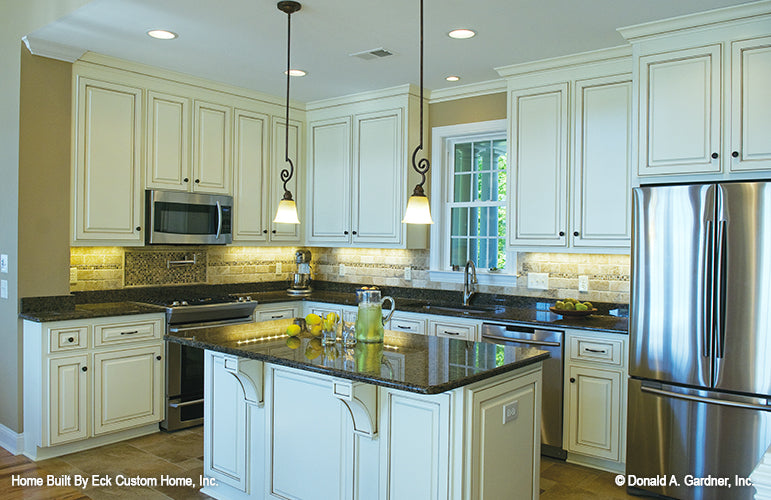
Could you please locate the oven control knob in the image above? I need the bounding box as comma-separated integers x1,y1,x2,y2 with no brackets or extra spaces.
246,296,252,302
181,300,189,306
237,296,245,302
171,301,181,307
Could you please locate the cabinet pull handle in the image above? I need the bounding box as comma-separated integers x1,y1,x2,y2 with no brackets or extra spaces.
263,230,268,234
120,330,139,335
584,348,607,354
443,331,461,336
732,151,739,158
352,231,357,235
68,337,74,343
183,177,189,182
135,226,141,231
272,230,277,234
559,231,565,237
156,355,162,360
570,377,575,383
271,315,284,319
82,366,88,372
573,231,579,237
395,324,411,329
344,231,349,235
195,179,200,183
711,152,719,159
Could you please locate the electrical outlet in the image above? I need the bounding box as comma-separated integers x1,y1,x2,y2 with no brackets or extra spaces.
578,275,589,292
339,264,346,276
503,401,519,424
0,254,7,273
276,262,282,274
70,267,78,284
528,272,549,290
0,280,7,299
404,266,412,281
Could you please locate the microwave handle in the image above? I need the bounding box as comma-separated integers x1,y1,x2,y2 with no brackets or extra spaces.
216,201,222,239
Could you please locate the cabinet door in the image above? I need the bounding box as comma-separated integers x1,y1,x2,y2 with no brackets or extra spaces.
146,91,190,191
307,117,352,244
572,76,632,248
352,109,403,245
93,345,163,435
48,355,89,445
638,45,722,176
730,37,771,172
233,109,270,243
509,83,569,247
74,78,143,244
566,365,621,461
269,117,303,242
193,100,232,194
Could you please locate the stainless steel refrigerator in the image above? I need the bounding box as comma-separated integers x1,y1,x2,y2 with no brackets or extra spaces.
628,182,771,500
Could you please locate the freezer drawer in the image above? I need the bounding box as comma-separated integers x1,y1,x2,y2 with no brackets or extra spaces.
627,378,771,500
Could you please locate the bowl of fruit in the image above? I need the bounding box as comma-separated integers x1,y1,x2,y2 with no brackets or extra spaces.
550,298,597,317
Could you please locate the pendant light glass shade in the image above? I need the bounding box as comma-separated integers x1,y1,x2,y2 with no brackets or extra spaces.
402,193,433,224
273,198,300,224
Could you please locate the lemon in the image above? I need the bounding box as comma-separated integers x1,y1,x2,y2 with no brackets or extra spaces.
325,312,338,323
555,301,566,310
286,324,301,336
583,302,593,309
563,301,575,310
575,303,588,311
304,345,322,360
305,313,322,326
286,337,301,349
309,324,322,336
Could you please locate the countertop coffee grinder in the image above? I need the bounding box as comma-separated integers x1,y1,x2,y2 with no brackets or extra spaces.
287,249,312,296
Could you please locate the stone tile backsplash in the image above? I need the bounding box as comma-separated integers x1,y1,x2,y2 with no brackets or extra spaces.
70,247,630,304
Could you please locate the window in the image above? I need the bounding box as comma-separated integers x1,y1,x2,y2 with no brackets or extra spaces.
429,119,516,286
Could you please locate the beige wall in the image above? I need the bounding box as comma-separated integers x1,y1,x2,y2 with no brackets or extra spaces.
1,0,91,435
19,48,72,298
428,92,507,129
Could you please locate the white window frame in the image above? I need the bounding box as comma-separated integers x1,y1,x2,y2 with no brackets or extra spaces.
429,119,517,286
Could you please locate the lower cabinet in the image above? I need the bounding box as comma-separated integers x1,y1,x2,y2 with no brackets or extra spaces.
254,302,300,321
23,314,165,460
563,329,627,471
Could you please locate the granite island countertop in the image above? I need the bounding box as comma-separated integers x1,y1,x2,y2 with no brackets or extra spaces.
18,301,165,322
166,318,550,394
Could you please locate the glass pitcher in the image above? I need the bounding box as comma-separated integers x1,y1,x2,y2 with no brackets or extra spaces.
354,287,395,343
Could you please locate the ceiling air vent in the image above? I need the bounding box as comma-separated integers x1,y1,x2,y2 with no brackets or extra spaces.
350,47,395,61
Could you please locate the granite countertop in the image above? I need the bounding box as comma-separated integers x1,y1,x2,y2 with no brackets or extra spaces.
19,301,165,322
166,319,550,395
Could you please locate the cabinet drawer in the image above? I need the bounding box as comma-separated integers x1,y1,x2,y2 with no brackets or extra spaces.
389,315,426,335
430,321,475,340
256,307,297,321
49,326,89,352
569,336,623,366
95,319,161,346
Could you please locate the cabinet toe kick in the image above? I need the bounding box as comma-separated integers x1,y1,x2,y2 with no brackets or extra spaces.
333,380,378,437
223,355,264,406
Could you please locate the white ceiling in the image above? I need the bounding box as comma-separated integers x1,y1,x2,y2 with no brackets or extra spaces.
28,0,756,102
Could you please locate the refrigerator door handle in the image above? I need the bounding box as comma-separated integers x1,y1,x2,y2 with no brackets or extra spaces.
641,384,771,412
702,219,713,358
715,220,727,358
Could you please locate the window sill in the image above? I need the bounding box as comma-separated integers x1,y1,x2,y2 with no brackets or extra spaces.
428,270,519,287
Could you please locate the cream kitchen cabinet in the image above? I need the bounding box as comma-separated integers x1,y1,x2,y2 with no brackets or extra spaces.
268,117,304,243
500,48,632,251
72,76,144,246
22,313,165,460
232,108,271,243
193,100,232,194
145,90,191,191
563,329,627,472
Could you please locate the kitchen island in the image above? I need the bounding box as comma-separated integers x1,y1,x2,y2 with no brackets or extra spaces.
166,319,548,500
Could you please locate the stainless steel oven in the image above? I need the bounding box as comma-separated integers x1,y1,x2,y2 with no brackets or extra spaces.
481,322,566,459
146,189,233,245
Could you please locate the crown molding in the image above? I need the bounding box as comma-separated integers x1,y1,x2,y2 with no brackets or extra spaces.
618,0,771,42
495,45,632,79
427,79,507,104
305,83,419,111
22,36,86,62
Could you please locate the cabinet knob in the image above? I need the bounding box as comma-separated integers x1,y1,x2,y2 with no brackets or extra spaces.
573,231,579,237
263,230,268,234
732,151,739,158
68,337,74,343
559,231,565,237
272,230,277,234
82,366,88,372
135,226,141,232
156,355,162,361
344,231,349,235
711,152,719,159
183,177,189,182
352,230,357,235
195,179,200,184
570,377,575,383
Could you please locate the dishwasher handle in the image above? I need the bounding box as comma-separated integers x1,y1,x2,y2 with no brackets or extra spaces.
482,333,561,347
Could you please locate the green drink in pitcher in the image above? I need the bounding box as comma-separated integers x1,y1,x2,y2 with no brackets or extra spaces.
354,287,395,343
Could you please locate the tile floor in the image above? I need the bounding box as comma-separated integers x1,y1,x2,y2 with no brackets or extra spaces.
2,429,637,499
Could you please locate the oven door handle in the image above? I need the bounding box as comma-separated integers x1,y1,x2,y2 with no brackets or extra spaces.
168,398,204,408
215,201,223,240
168,317,255,331
482,334,560,347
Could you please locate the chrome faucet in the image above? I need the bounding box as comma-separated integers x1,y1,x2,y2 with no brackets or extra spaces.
463,260,478,306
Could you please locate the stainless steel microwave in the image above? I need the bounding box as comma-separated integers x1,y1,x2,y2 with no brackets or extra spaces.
145,190,233,245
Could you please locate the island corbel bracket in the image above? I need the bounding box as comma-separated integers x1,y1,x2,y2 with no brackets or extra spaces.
223,355,264,406
333,380,378,437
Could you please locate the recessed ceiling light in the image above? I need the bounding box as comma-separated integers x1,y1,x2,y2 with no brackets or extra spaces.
448,29,475,39
445,75,460,82
284,69,307,77
147,29,178,40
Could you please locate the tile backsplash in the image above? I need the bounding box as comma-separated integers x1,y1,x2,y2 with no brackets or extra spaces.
70,246,630,303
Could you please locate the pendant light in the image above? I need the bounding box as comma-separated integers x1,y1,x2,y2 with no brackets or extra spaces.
402,0,434,225
273,0,302,225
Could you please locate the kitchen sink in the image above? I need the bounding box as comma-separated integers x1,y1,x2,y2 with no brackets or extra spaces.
421,304,505,316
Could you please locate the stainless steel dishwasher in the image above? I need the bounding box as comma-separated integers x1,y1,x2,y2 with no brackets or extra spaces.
481,322,566,459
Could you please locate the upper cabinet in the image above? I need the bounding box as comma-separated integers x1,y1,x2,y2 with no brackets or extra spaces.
72,77,143,246
269,116,304,243
620,3,771,181
146,91,190,191
499,48,633,251
192,100,232,194
304,87,427,249
232,108,270,244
